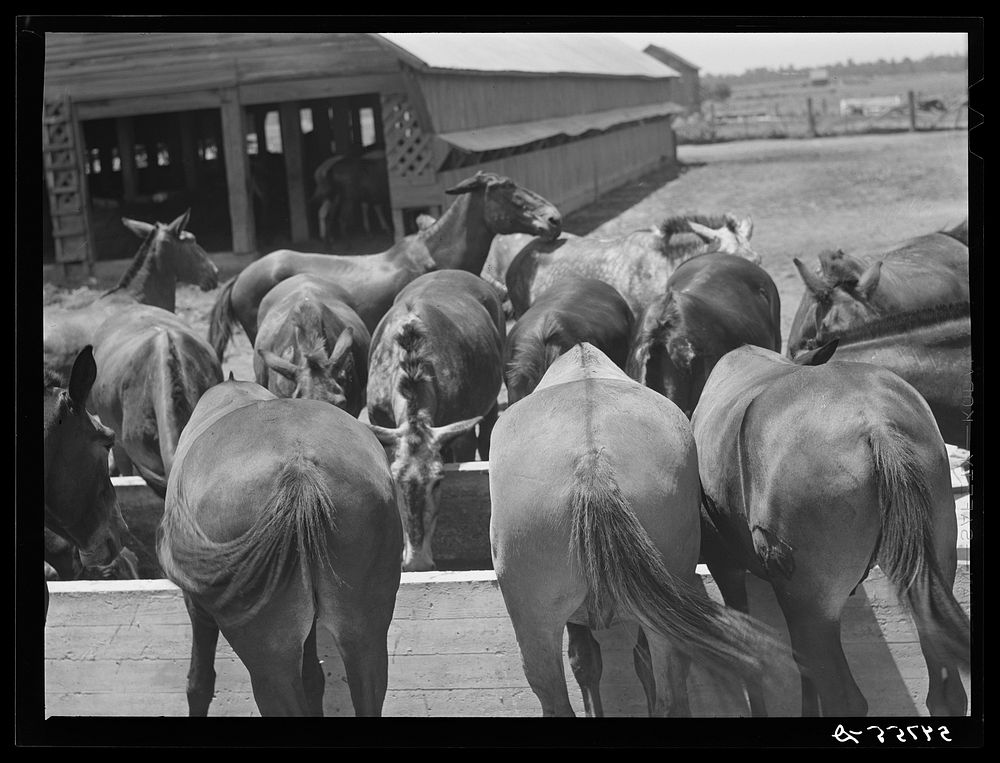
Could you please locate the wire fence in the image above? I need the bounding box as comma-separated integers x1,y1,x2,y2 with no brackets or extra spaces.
675,91,969,144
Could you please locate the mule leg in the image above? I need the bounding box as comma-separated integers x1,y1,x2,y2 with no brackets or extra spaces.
632,626,656,716
778,601,867,717
327,618,390,717
642,629,692,717
477,403,499,462
512,620,575,717
374,204,391,234
183,593,220,717
566,623,604,717
301,619,325,717
112,444,133,477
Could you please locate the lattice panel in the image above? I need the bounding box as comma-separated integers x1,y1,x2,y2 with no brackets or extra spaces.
381,93,434,183
43,95,91,265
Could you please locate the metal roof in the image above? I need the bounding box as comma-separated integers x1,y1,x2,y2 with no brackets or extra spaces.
643,44,701,72
436,101,686,153
375,33,681,79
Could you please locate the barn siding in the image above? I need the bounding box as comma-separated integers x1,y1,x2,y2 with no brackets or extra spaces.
437,120,675,216
416,72,675,133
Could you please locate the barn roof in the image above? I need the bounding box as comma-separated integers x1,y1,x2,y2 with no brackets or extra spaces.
436,101,686,153
374,33,681,79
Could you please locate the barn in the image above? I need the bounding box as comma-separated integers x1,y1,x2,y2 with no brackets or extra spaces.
643,44,701,114
42,32,684,276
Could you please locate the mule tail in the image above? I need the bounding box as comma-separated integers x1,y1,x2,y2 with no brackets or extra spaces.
159,453,339,629
569,448,788,687
869,424,970,670
208,276,238,362
151,331,193,487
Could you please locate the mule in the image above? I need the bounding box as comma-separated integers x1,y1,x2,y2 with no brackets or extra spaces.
367,270,504,572
43,211,219,380
89,306,223,497
505,213,760,319
489,343,790,717
627,254,781,417
43,347,132,619
692,344,971,716
254,274,370,418
209,171,561,361
787,225,968,357
158,378,402,716
504,277,633,405
313,150,391,244
798,302,972,448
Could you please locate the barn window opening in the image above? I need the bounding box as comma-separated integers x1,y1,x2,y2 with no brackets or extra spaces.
300,108,314,134
264,111,282,153
111,147,121,172
134,144,149,169
88,148,102,174
156,142,171,167
198,139,218,161
360,108,376,147
246,133,259,155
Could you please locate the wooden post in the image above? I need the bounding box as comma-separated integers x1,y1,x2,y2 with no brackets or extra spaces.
219,89,257,255
279,102,310,244
709,102,716,140
391,208,405,241
116,117,138,202
806,97,817,138
908,90,917,131
177,112,199,192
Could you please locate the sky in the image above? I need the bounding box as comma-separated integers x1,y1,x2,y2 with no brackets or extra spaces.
608,32,968,76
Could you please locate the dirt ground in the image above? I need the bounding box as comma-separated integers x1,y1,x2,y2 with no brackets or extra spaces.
43,129,969,388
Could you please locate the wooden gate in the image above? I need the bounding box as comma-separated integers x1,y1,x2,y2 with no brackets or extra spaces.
43,96,93,273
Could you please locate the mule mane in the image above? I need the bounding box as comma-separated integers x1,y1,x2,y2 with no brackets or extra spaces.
394,318,435,438
103,226,158,296
292,306,330,367
507,318,564,395
656,213,735,262
820,301,971,347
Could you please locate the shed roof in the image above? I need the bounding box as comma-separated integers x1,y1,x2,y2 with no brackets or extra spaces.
436,101,685,153
644,44,701,73
375,33,681,79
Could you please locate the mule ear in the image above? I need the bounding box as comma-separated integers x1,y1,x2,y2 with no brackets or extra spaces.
68,345,98,407
121,217,155,239
687,221,719,244
167,209,191,235
444,172,487,195
793,339,839,366
853,261,882,301
328,327,354,366
735,215,753,240
368,423,404,447
431,416,483,447
257,349,299,382
415,213,437,231
793,258,830,298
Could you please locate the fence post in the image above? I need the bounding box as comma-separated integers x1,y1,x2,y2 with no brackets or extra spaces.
806,97,817,137
709,102,716,140
908,90,917,131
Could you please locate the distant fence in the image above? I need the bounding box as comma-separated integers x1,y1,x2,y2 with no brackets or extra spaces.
676,90,969,144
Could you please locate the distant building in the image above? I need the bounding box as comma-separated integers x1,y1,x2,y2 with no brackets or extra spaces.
809,68,830,86
644,45,701,113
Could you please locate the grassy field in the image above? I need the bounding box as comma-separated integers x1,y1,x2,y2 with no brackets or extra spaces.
44,129,970,382
677,70,969,142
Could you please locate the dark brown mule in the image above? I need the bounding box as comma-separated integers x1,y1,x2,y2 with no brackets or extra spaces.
44,211,218,380
504,277,634,405
800,302,972,448
314,150,391,244
787,225,968,357
254,274,370,418
627,253,781,417
693,344,970,716
209,171,561,361
158,378,402,716
89,306,223,497
489,344,791,717
367,270,504,572
43,347,132,619
505,213,759,319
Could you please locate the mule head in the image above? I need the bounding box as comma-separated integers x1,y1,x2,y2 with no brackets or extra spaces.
688,216,761,265
628,295,698,416
368,415,482,572
258,327,356,410
446,171,562,241
43,346,127,568
123,210,219,291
